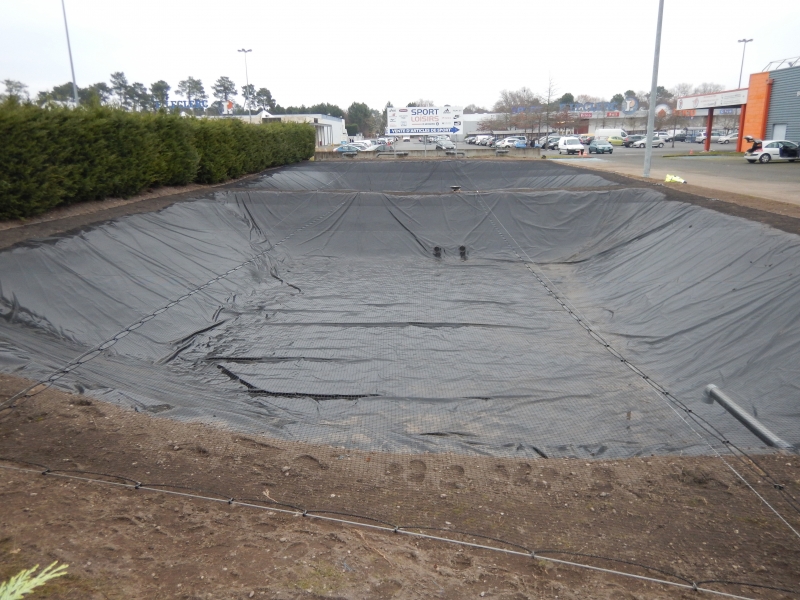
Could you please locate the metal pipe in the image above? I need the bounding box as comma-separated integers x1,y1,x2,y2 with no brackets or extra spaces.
704,108,714,152
643,0,664,178
238,49,252,124
738,38,753,89
704,384,793,449
60,0,79,105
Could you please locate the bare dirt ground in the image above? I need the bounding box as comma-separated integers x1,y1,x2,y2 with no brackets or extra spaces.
1,374,799,599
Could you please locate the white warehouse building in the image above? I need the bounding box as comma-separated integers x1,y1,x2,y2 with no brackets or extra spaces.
262,113,347,147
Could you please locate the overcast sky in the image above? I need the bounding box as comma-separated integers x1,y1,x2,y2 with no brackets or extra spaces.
2,0,798,110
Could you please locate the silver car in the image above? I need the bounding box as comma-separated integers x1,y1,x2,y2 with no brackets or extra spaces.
744,139,799,164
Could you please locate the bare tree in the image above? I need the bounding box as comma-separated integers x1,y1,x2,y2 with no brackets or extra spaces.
541,77,559,136
693,82,725,94
463,104,489,114
669,83,693,98
406,99,435,107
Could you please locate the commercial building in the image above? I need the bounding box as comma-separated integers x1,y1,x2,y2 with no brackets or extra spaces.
262,113,347,147
741,60,800,148
675,57,800,151
209,110,347,147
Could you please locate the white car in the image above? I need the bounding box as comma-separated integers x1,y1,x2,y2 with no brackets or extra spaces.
557,137,584,154
718,132,739,144
744,139,799,164
632,136,665,148
495,137,522,148
351,141,377,151
402,135,411,142
695,131,722,143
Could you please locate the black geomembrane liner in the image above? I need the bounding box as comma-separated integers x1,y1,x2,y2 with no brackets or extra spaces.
1,160,798,457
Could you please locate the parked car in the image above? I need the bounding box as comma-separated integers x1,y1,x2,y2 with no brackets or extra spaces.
623,134,646,147
465,136,477,144
374,144,395,152
545,137,562,150
744,139,798,163
607,135,625,146
578,134,592,144
495,137,521,148
402,135,411,142
436,139,455,150
718,132,739,144
695,131,723,143
672,131,689,142
632,137,665,148
557,137,585,155
335,145,361,153
588,139,613,154
479,137,494,146
514,139,529,148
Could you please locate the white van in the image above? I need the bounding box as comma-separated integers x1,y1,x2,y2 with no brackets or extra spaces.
594,128,628,141
558,137,585,155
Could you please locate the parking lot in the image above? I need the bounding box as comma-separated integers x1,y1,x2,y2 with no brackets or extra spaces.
565,144,798,205
382,138,797,206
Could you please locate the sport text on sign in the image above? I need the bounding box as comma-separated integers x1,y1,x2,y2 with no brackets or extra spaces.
386,106,464,135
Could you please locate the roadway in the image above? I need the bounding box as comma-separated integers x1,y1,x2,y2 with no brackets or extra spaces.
389,139,798,206
558,144,798,206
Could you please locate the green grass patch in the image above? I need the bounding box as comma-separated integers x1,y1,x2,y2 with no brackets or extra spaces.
663,151,744,158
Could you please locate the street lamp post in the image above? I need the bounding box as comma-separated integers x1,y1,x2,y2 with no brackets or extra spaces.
643,0,665,178
238,48,252,124
61,0,79,105
738,38,753,89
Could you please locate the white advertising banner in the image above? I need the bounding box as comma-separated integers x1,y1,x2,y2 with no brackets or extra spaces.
676,89,748,110
386,106,464,135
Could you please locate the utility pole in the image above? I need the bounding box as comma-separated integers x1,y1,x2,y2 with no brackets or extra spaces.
61,0,79,105
238,49,252,123
643,0,665,178
738,39,753,88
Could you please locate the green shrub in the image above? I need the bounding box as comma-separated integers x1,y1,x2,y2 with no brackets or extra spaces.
0,100,315,220
0,561,68,600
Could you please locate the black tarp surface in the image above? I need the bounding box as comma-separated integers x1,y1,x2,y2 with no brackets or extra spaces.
1,160,798,458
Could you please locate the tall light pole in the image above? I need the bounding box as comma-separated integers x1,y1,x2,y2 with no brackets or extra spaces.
238,49,252,124
738,38,753,88
643,0,665,178
61,0,79,105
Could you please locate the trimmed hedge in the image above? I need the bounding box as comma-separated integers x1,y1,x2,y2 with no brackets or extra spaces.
0,102,315,220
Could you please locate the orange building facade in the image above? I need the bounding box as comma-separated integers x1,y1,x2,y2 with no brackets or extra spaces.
738,72,773,151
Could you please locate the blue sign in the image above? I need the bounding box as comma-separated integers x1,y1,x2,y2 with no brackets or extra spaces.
388,127,456,134
556,102,620,113
153,100,208,109
621,97,639,114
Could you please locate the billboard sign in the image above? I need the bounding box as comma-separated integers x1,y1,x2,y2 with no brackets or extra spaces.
386,106,464,135
676,89,748,110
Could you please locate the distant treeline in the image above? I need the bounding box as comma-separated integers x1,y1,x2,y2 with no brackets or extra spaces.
0,101,315,220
